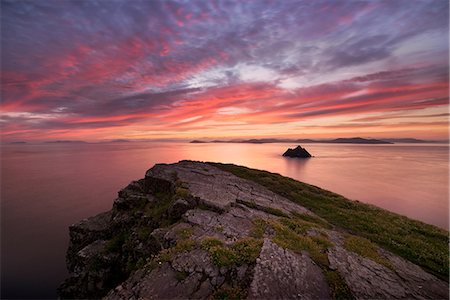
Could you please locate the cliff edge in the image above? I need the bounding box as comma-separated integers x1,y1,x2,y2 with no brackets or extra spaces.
58,161,448,299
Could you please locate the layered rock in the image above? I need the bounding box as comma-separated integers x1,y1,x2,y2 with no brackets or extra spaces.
58,161,448,299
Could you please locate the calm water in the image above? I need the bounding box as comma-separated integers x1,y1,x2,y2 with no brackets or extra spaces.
1,142,448,298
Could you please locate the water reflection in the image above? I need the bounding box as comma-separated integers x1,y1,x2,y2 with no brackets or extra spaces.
282,156,311,175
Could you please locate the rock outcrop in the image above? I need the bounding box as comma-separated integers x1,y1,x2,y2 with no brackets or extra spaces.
58,161,448,299
282,145,312,158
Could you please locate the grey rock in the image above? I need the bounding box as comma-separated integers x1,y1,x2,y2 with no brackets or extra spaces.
147,161,312,216
249,239,331,299
328,245,449,299
184,208,254,239
106,263,202,300
66,211,112,271
171,249,213,274
191,279,214,299
149,227,169,249
236,265,248,281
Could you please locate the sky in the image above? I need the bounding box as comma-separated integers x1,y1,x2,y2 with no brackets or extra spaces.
1,0,449,142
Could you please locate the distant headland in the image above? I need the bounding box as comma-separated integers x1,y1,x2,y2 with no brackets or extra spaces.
190,137,400,144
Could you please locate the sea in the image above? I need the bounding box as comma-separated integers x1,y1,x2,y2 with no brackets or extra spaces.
1,141,448,298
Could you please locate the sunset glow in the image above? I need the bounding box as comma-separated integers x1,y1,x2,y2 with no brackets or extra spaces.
1,0,449,141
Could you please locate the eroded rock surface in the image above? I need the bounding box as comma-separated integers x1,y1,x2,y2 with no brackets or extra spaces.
58,161,448,299
249,239,330,299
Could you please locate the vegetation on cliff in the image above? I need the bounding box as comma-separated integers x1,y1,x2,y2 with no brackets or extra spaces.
210,162,449,279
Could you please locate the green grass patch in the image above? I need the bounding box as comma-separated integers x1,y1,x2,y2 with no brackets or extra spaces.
147,238,198,270
291,211,332,229
210,162,449,279
173,239,198,252
262,206,289,218
279,217,316,235
271,219,332,268
207,245,237,267
201,237,225,250
230,238,263,265
175,187,190,198
147,249,173,270
324,270,354,300
250,219,268,239
202,237,263,268
343,236,392,269
175,227,194,239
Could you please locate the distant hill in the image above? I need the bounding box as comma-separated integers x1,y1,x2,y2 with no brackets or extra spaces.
381,138,434,143
9,141,27,144
190,140,207,143
44,140,88,144
328,137,392,144
295,139,316,143
189,137,392,144
110,139,131,143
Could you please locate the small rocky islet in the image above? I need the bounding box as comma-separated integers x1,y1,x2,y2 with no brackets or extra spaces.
58,161,448,299
282,145,312,158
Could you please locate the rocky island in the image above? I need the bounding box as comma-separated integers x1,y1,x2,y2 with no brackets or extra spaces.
282,146,312,158
58,161,448,299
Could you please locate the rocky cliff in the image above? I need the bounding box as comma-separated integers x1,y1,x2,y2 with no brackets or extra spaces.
58,161,448,299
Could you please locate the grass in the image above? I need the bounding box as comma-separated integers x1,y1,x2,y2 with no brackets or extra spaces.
291,211,332,229
279,216,327,235
343,236,392,269
324,270,354,300
175,227,194,239
201,237,263,268
210,162,449,279
175,187,190,198
201,237,225,249
270,218,332,268
262,206,289,218
147,238,198,270
250,219,268,238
